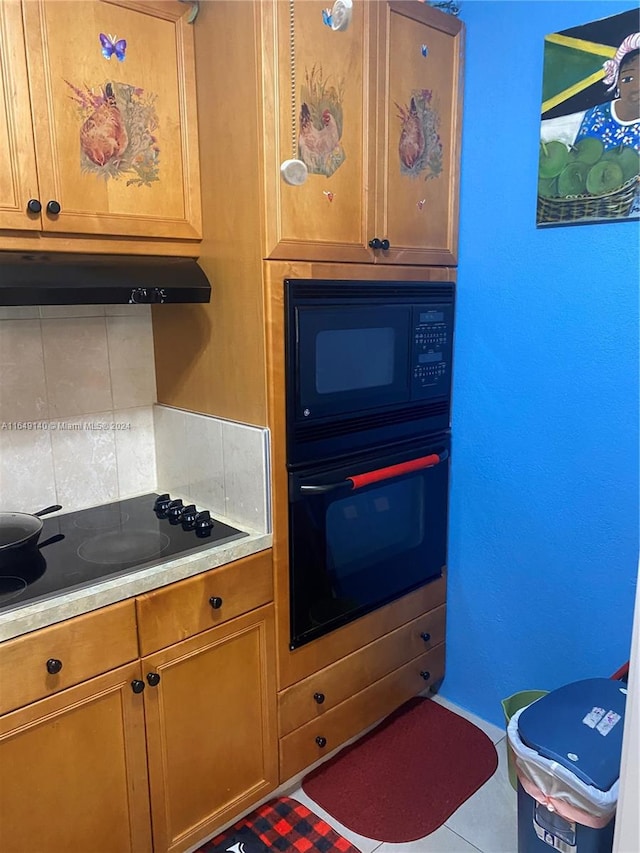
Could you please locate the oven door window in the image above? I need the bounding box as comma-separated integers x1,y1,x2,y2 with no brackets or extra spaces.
289,447,448,648
295,305,411,420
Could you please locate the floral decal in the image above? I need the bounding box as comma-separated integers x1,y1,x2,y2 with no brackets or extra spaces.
298,65,345,178
396,89,443,181
65,80,160,186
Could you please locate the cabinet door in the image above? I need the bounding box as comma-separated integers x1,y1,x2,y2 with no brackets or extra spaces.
0,661,152,853
0,0,41,231
262,0,376,263
143,605,278,853
21,0,202,239
375,2,464,265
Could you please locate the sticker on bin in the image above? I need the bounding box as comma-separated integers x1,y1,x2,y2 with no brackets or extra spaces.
582,707,606,728
595,710,621,736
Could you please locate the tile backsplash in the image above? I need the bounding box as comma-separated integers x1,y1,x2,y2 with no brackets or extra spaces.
0,304,157,513
0,306,270,534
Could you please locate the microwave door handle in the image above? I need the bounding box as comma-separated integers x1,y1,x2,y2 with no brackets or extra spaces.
348,449,449,491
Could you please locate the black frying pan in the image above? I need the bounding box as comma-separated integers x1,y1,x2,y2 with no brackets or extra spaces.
0,505,62,573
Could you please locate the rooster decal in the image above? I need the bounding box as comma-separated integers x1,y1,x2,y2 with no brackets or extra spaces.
396,89,443,181
66,79,160,186
297,65,345,177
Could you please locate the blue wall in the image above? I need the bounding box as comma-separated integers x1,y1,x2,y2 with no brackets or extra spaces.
444,1,639,728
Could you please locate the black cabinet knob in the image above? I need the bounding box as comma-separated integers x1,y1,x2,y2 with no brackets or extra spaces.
368,237,382,249
420,632,431,643
315,736,327,748
146,672,161,687
46,658,63,675
420,670,431,681
46,200,61,215
27,198,42,214
380,238,390,250
209,596,223,609
313,692,325,705
131,679,145,694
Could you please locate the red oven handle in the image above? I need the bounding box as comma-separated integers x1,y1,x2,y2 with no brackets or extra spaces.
348,449,448,491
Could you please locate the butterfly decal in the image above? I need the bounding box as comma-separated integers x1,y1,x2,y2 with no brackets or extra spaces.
322,8,333,27
421,44,429,57
323,190,334,202
417,198,426,210
99,33,127,62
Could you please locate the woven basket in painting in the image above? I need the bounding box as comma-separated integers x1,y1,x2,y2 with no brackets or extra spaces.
537,175,639,223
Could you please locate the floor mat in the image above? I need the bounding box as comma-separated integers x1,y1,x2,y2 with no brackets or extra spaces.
302,697,499,843
194,796,361,852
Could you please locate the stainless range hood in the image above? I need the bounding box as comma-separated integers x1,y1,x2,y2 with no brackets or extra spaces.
0,252,211,305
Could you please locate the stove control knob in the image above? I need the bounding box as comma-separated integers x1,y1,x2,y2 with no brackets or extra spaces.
46,658,63,675
181,504,198,528
195,511,214,537
154,494,172,516
167,499,185,522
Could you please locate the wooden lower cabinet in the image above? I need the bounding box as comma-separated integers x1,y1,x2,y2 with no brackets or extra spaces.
279,643,445,782
142,605,279,853
0,660,152,853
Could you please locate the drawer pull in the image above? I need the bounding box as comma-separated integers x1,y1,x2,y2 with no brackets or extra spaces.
315,736,327,748
27,198,42,214
313,692,325,705
46,199,61,215
46,658,63,675
420,670,431,681
146,672,161,687
209,596,223,609
131,680,146,694
420,632,431,642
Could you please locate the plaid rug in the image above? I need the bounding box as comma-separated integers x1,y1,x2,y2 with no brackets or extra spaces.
195,797,361,853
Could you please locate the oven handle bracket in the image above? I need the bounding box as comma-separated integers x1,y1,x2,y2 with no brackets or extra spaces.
299,449,448,495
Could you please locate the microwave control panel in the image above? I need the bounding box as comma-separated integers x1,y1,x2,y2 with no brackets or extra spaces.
411,305,453,397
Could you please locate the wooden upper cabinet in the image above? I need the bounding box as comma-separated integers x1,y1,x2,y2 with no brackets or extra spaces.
261,0,463,266
16,0,201,239
376,2,464,265
0,1,40,230
261,0,376,263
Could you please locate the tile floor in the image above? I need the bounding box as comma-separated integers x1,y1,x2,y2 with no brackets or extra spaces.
287,695,518,853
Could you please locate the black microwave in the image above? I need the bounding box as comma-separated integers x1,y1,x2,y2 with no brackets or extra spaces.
285,279,455,466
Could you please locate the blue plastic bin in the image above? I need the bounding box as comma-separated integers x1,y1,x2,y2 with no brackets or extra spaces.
513,678,627,853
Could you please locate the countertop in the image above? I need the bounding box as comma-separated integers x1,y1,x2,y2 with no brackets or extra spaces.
0,523,272,643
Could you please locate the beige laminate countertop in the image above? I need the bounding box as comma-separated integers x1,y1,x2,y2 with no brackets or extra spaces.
0,525,272,643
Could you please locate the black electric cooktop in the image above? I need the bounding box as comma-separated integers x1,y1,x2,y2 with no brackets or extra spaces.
0,493,247,614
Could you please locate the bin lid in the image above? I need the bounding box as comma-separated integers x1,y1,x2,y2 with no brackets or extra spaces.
518,678,627,790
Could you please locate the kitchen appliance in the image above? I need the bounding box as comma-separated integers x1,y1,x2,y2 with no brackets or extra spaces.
288,433,449,648
285,279,454,466
0,504,62,572
0,493,247,614
0,252,211,305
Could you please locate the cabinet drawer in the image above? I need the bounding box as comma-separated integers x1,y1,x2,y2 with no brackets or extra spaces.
136,550,273,655
279,644,445,783
279,605,445,737
0,601,138,715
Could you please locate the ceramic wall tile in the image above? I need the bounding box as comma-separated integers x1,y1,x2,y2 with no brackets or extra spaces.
114,406,157,498
153,405,189,496
39,306,106,318
50,412,119,511
0,426,57,512
106,315,157,409
185,413,225,516
222,420,270,532
105,304,152,317
0,319,49,423
41,317,112,418
0,307,39,320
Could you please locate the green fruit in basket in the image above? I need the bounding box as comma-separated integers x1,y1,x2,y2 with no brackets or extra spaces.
570,137,604,165
617,146,640,182
586,160,624,195
539,141,568,178
538,176,558,198
557,162,589,196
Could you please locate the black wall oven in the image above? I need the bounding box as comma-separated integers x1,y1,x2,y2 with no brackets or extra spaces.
288,434,450,648
285,279,454,649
